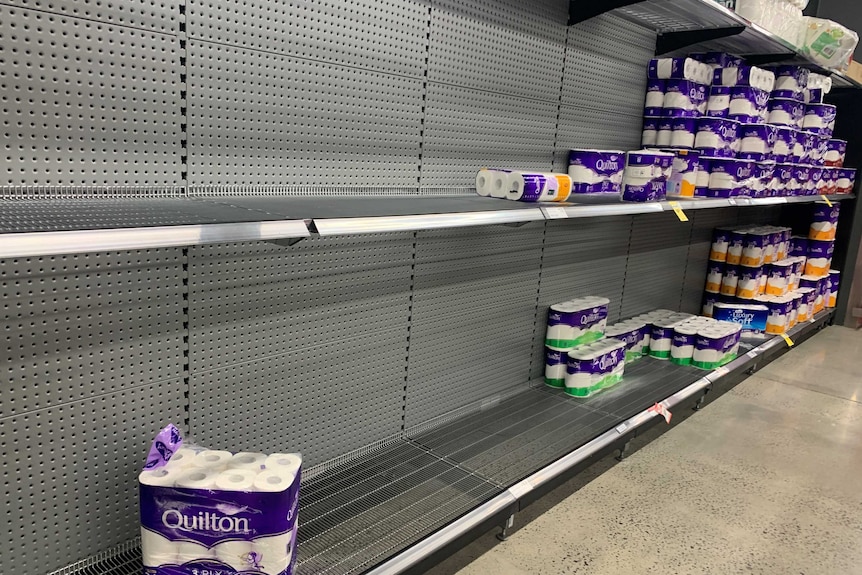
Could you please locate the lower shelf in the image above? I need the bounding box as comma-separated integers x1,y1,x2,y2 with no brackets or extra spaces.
66,311,833,575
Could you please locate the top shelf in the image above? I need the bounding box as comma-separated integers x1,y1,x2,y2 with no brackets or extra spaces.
0,193,852,258
610,0,862,89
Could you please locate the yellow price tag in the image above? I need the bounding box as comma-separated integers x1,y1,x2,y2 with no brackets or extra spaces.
669,201,689,222
821,195,833,207
781,333,795,347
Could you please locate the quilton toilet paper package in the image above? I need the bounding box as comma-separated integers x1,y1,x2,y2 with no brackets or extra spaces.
565,339,626,398
545,297,610,348
139,424,301,575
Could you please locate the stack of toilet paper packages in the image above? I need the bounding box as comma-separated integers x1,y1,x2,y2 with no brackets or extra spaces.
634,309,741,369
702,205,840,334
544,297,610,390
475,169,572,202
139,424,301,575
564,339,627,397
734,0,807,47
641,52,857,200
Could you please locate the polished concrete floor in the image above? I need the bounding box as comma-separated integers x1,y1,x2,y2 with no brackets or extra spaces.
432,326,862,575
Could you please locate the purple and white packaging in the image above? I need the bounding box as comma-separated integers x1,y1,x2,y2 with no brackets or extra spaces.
506,172,552,202
670,117,698,148
767,98,805,128
714,66,775,92
691,52,744,68
836,168,857,194
662,148,700,198
805,88,824,104
768,65,810,93
808,166,824,195
568,149,625,194
621,150,673,202
139,426,302,575
707,86,731,118
649,57,711,82
772,126,797,163
565,339,627,397
708,158,750,198
642,117,660,147
544,346,569,388
663,80,708,117
772,89,804,102
728,87,770,122
656,117,674,147
825,139,847,167
793,165,811,197
695,117,738,158
802,104,838,136
644,79,666,116
776,163,797,196
754,161,776,197
737,123,773,161
695,155,714,197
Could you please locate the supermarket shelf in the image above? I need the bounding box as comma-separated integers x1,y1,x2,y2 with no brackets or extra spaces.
66,310,832,575
611,0,862,89
1,194,852,258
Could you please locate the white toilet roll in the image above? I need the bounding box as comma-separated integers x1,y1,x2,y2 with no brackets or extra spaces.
215,539,256,572
215,469,259,491
252,533,293,575
139,467,183,487
474,170,495,197
193,450,233,470
165,447,201,470
264,454,303,476
177,540,214,563
141,527,177,567
174,468,219,489
254,470,296,493
490,171,510,198
228,452,268,471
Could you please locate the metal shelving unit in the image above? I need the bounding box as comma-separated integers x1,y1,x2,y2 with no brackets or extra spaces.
0,195,852,258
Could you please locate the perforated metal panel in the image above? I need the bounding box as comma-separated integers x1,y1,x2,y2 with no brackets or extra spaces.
404,224,544,428
187,234,414,466
0,5,182,191
428,0,567,101
529,215,632,379
553,107,644,172
680,208,740,314
620,212,694,318
3,0,179,34
186,41,424,192
737,205,782,226
187,0,429,77
420,83,558,188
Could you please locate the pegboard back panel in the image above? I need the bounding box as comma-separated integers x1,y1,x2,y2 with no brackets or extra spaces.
2,0,179,34
187,235,414,466
187,0,429,77
404,224,544,428
620,212,694,318
0,250,186,419
0,5,182,192
530,216,633,380
553,106,645,172
420,83,558,188
186,41,424,192
0,380,186,575
428,0,568,101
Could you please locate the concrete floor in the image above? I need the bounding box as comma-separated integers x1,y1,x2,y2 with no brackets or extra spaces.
431,326,862,575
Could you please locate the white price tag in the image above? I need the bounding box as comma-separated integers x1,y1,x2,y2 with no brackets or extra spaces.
747,350,758,359
615,423,628,434
544,207,568,219
712,366,730,379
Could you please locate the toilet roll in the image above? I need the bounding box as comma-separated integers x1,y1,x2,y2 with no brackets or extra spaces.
642,117,659,147
228,452,268,471
253,533,293,575
141,527,178,567
215,468,259,491
177,540,214,563
489,171,510,198
544,346,569,388
193,450,234,470
264,454,303,476
139,467,183,487
254,470,297,493
474,169,499,197
767,98,804,127
215,539,257,572
174,468,220,489
165,447,202,470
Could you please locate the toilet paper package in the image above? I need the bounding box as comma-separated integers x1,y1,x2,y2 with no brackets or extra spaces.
708,158,753,198
798,17,859,71
738,123,775,161
649,314,695,359
705,261,724,293
825,139,847,167
820,167,837,194
767,98,805,128
670,117,698,148
663,148,700,198
621,150,674,202
810,202,840,240
670,324,701,366
827,270,840,308
649,58,712,83
702,293,720,318
772,126,797,163
800,275,827,312
663,80,708,117
728,87,770,123
707,86,731,118
545,297,610,348
799,131,818,164
695,117,738,158
805,239,834,276
802,103,837,137
809,166,825,195
768,66,810,94
727,230,746,265
788,292,802,327
506,172,555,202
766,260,793,296
694,155,713,197
794,287,817,321
754,161,776,197
836,168,857,194
736,266,764,300
789,236,808,258
656,117,674,147
720,265,739,296
644,79,666,116
756,295,792,334
714,67,776,92
691,52,744,68
565,339,627,398
139,424,301,575
692,322,742,370
475,169,510,197
710,227,733,262
544,346,569,388
606,321,649,362
568,149,625,194
793,165,812,197
805,88,824,104
775,163,798,196
713,302,769,335
642,117,660,147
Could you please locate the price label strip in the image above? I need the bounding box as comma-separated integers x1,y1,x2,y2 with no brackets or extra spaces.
543,206,568,220
668,201,689,222
649,403,672,424
781,333,795,347
821,195,833,207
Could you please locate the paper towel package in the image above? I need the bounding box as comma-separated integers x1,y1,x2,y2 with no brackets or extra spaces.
565,339,627,398
139,425,301,575
545,297,610,348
